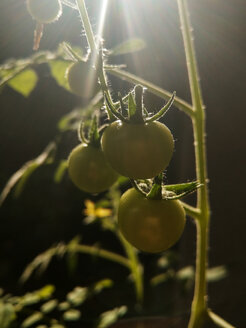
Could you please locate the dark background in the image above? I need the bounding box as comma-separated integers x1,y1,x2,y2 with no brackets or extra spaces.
0,0,245,327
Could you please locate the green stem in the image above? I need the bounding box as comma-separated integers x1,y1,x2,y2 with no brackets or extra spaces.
118,233,144,304
69,244,131,269
76,0,115,121
177,0,210,327
180,201,200,219
76,0,97,55
207,311,236,328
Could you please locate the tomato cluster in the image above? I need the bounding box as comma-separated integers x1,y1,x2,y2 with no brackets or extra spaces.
66,80,185,253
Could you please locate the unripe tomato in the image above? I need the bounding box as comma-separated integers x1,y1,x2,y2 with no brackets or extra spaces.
66,61,100,99
118,188,186,253
68,144,118,194
26,0,62,24
101,121,174,179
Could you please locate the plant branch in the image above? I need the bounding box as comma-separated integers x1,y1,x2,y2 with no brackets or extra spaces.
180,201,200,219
177,0,210,327
75,0,97,55
69,244,131,269
207,310,236,328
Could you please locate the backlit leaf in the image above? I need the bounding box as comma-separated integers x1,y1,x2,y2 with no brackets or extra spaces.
49,60,71,91
7,69,38,97
110,38,146,56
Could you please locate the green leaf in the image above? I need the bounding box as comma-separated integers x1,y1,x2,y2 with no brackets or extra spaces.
207,266,227,282
0,302,16,328
40,299,58,314
13,162,39,198
49,60,71,91
98,306,127,328
67,287,88,306
176,266,195,280
93,279,113,294
21,293,40,306
0,142,56,206
54,160,68,183
150,271,174,286
21,312,43,328
110,38,146,56
58,302,70,311
7,69,38,97
63,309,81,321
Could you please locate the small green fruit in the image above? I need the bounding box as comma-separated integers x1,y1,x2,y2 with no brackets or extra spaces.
27,0,62,24
66,61,100,99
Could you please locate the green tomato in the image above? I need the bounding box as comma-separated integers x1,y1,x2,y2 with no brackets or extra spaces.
66,61,100,99
118,188,186,253
101,121,174,179
27,0,62,24
68,144,118,194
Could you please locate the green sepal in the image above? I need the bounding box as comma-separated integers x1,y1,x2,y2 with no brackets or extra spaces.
132,85,144,123
145,92,176,123
88,115,100,147
163,181,202,200
60,42,83,62
128,92,137,119
104,93,127,122
146,174,163,200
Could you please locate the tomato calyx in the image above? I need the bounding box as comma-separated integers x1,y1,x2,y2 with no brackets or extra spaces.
104,84,175,124
131,174,202,201
78,114,107,149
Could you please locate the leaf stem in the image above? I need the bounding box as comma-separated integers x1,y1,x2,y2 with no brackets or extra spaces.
207,311,236,328
69,244,131,269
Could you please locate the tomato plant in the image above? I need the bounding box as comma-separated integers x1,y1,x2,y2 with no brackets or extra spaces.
118,188,186,253
101,120,174,179
68,143,118,194
66,61,100,99
26,0,62,24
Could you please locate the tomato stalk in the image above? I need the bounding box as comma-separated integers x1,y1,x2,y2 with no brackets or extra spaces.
76,0,115,121
177,0,210,327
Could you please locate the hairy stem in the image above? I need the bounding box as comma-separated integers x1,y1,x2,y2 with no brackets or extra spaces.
177,0,210,327
76,0,115,120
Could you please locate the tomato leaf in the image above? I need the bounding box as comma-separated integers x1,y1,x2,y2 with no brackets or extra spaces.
98,306,127,328
0,302,16,328
49,60,71,91
0,142,56,206
109,38,146,56
63,309,81,321
207,266,227,282
40,299,58,314
67,287,88,306
21,312,43,328
54,160,68,183
7,69,38,97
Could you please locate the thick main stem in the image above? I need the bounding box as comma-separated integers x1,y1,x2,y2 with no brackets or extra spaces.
177,0,210,327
